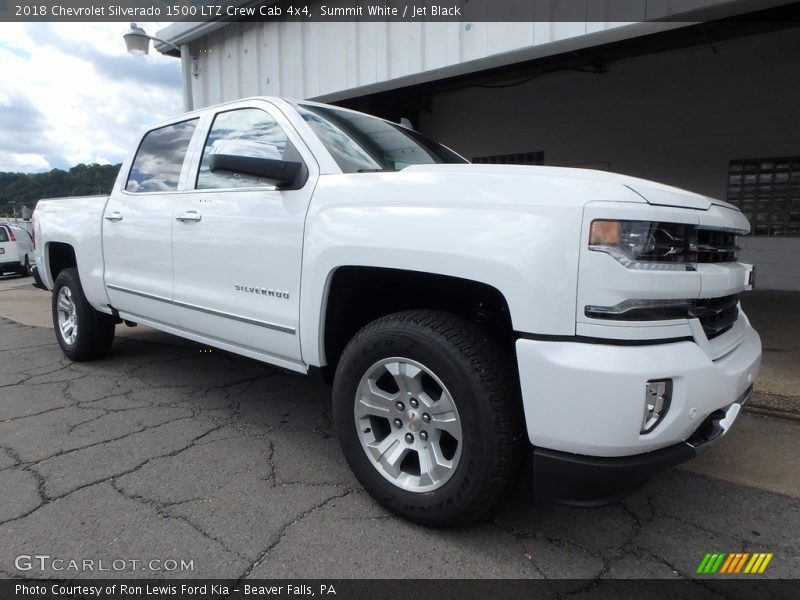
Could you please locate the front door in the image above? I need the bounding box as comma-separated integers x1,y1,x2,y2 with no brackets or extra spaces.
171,104,316,369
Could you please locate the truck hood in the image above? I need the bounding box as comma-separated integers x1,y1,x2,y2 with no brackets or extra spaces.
403,164,739,212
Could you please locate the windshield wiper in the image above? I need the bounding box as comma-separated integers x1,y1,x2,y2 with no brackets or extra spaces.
356,168,393,173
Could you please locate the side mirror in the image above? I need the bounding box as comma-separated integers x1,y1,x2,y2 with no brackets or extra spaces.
208,139,301,186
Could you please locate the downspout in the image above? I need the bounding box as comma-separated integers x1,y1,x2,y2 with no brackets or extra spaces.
180,44,194,112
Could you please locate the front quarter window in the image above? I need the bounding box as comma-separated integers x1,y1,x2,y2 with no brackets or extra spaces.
295,103,466,173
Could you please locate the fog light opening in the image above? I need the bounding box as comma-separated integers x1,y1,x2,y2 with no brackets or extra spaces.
642,379,672,434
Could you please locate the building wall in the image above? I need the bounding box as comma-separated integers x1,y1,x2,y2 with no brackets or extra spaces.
188,20,648,106
169,0,785,108
418,27,800,290
184,0,761,107
739,237,800,292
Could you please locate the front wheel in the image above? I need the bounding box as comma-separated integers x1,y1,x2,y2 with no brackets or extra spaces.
332,310,523,526
52,267,115,361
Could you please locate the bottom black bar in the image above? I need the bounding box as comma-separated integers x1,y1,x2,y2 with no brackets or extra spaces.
2,579,798,600
533,442,696,506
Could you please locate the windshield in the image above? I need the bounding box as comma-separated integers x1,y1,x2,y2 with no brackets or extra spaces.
294,103,467,173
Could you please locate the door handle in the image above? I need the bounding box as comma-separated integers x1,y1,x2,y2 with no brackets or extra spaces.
176,211,202,222
104,211,123,222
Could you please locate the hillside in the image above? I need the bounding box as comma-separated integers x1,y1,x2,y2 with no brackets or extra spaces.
0,164,121,216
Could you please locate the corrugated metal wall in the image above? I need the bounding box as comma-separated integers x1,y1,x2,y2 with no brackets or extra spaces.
187,20,647,106
180,0,760,107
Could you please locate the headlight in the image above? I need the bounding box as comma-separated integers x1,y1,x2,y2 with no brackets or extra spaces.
589,220,697,270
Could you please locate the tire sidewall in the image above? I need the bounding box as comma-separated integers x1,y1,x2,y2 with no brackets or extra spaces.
333,324,499,524
51,268,108,361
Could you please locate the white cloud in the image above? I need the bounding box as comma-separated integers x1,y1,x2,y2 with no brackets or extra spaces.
0,153,51,172
0,22,182,173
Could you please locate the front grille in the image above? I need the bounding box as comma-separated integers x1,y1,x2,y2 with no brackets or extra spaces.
585,294,740,339
694,229,738,263
693,294,739,339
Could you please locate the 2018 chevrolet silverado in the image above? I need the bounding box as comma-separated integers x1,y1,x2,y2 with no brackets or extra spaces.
32,98,761,525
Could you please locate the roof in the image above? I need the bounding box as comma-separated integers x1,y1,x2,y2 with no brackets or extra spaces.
155,1,275,50
154,22,226,52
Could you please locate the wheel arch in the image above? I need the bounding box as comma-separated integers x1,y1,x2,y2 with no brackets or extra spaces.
46,241,78,286
317,266,515,379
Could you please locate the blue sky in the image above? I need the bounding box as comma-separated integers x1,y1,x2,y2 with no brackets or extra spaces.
0,23,183,172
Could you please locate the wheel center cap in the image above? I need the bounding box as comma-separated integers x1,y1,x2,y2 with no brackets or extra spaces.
406,409,422,432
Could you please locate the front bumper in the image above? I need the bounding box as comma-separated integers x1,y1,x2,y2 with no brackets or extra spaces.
516,313,761,503
533,386,751,505
516,316,760,456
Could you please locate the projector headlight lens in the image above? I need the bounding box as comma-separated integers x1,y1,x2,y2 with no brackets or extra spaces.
589,220,697,266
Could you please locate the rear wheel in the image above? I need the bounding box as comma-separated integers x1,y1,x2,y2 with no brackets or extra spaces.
21,255,30,276
52,267,115,361
332,309,523,526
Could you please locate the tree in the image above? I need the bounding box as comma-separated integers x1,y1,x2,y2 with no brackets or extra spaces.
0,163,121,215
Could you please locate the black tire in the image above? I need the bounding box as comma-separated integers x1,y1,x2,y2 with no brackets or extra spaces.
20,255,30,276
332,309,523,526
52,267,115,361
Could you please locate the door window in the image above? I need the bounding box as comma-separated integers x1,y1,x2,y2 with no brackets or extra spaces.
125,119,198,193
196,108,297,189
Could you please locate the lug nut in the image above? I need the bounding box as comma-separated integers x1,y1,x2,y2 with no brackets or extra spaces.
395,401,405,412
405,433,414,444
422,413,431,423
393,418,403,429
420,431,428,441
410,398,419,408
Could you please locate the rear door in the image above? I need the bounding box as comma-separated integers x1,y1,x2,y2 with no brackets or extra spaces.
10,226,33,259
102,118,200,324
0,226,14,266
170,102,317,368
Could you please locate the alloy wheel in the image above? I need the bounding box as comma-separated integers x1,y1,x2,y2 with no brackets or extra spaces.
57,286,78,345
354,357,463,493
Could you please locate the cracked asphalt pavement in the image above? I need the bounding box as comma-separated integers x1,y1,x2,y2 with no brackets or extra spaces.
0,277,798,581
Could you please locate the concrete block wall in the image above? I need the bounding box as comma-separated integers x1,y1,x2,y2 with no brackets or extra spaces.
739,237,800,292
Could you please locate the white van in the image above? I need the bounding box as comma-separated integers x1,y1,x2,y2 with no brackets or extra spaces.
0,223,34,276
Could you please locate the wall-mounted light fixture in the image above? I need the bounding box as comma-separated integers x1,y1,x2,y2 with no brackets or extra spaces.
123,23,199,111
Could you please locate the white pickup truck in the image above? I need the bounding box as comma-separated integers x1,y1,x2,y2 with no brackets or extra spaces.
32,97,761,525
